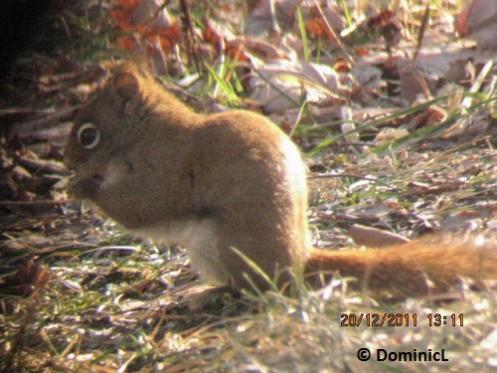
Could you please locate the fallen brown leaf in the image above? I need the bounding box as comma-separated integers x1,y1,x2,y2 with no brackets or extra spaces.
348,224,410,247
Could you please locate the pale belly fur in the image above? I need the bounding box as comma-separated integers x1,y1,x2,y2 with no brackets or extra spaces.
128,218,229,285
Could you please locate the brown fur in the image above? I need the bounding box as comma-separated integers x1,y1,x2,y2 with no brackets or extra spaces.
306,234,497,298
65,62,497,299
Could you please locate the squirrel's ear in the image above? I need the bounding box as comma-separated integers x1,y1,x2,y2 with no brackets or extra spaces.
113,72,139,100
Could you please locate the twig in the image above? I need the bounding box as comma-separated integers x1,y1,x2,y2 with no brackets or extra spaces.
309,173,378,182
413,3,430,63
312,0,354,64
180,0,201,73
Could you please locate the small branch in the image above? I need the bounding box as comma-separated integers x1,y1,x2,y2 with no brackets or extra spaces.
312,0,354,64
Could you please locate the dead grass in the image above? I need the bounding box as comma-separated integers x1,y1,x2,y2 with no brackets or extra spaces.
2,0,497,372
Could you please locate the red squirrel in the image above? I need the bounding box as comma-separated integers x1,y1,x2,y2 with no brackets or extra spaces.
64,63,497,299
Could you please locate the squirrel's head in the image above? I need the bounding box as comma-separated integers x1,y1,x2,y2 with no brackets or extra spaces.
65,63,144,196
64,62,193,228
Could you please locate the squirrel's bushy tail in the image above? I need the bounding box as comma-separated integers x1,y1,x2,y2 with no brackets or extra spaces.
305,234,497,299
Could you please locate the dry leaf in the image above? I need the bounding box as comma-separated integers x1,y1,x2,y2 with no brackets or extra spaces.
440,115,490,141
131,0,172,28
249,60,345,113
348,224,410,248
1,259,50,296
374,128,409,145
244,0,299,36
407,105,447,131
398,59,431,103
457,0,497,49
407,180,462,195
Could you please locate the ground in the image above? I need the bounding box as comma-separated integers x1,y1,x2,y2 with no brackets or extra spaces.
1,1,497,372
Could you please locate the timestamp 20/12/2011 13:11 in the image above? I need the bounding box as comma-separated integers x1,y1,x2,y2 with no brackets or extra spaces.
341,313,464,327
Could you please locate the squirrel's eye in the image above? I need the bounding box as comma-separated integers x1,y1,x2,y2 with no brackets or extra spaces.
77,123,100,149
